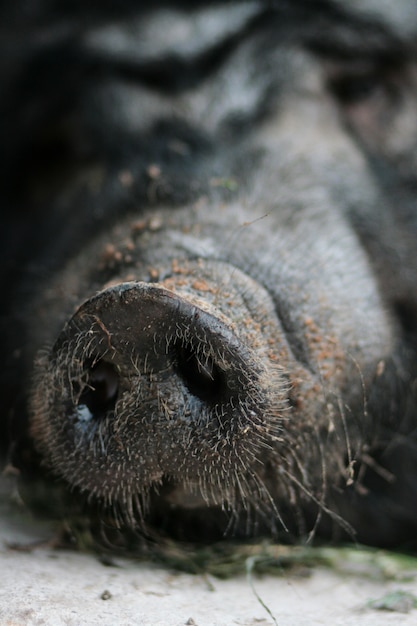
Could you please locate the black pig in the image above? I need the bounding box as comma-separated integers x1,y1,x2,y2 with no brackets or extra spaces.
1,0,417,548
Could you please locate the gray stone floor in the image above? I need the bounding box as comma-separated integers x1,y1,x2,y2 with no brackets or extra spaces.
1,475,417,626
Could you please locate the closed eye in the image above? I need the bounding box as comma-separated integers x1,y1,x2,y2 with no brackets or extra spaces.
324,57,409,145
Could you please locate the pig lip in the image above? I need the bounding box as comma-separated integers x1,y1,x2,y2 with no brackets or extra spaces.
155,478,224,510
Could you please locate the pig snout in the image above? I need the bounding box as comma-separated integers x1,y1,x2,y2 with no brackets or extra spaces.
29,263,286,516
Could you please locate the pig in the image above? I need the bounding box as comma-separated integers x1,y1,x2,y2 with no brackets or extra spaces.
1,0,417,548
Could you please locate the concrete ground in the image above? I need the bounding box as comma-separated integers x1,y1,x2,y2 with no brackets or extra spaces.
1,475,417,626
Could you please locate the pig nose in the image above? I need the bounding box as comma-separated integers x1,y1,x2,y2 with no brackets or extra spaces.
30,272,286,499
36,278,274,430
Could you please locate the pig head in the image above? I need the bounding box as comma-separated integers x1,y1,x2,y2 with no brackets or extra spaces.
1,1,417,547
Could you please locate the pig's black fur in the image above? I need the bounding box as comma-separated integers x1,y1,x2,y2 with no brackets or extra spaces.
1,1,417,549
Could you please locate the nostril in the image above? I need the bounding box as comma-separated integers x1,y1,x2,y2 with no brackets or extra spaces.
174,344,226,403
78,360,119,419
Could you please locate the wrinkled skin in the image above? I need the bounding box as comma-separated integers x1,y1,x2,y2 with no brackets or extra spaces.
1,1,417,548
